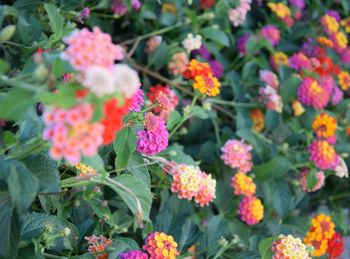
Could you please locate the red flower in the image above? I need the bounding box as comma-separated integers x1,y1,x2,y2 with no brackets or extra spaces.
327,232,344,259
100,97,131,145
200,0,215,9
146,84,179,114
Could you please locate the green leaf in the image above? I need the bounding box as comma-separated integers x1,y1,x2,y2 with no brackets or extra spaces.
127,152,150,185
17,14,46,46
22,153,60,193
265,110,280,132
201,27,229,47
246,36,260,57
281,75,301,103
0,89,35,120
44,3,63,36
0,157,39,212
0,58,9,74
81,154,106,173
39,83,78,108
0,192,21,259
272,180,292,218
306,170,318,190
107,237,140,258
254,156,291,181
191,106,208,120
167,110,182,130
242,60,257,80
258,237,277,259
234,251,261,259
113,126,136,171
0,25,16,42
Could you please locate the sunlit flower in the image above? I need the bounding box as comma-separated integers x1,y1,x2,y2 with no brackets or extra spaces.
231,172,256,197
113,64,140,98
182,33,202,53
270,52,289,70
221,139,253,173
85,235,113,259
312,113,337,139
338,70,350,91
297,77,329,110
299,168,325,192
143,232,179,259
259,25,280,47
272,234,310,259
238,196,264,225
308,140,339,170
249,109,265,132
168,52,189,76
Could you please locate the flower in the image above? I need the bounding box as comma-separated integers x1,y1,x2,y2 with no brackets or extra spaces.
249,109,265,132
312,113,337,139
77,8,90,23
340,48,350,64
113,64,140,98
268,2,291,19
326,10,341,22
341,17,350,33
327,232,345,259
145,36,162,53
85,235,113,259
289,52,311,70
43,104,104,164
289,0,305,10
299,169,325,192
136,113,168,155
101,97,131,145
183,59,212,79
130,89,144,112
168,52,189,76
308,140,339,170
209,60,224,78
62,27,124,72
335,156,349,178
320,14,339,34
259,25,280,47
330,31,348,53
182,33,202,52
331,86,343,105
236,33,251,55
82,66,116,97
291,100,305,116
272,234,310,259
156,91,172,113
238,196,264,225
231,172,256,197
147,84,179,119
143,232,179,259
316,36,334,48
192,44,211,60
193,74,221,96
297,77,330,109
338,70,350,91
259,70,279,89
228,0,252,27
270,52,289,70
111,0,127,15
259,85,283,113
221,139,253,173
200,0,216,9
194,172,217,207
119,250,148,259
75,163,97,177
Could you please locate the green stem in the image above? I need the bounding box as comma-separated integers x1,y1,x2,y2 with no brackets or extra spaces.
6,139,49,160
1,41,33,49
0,75,44,93
329,191,350,202
139,103,157,113
207,98,261,108
42,252,67,259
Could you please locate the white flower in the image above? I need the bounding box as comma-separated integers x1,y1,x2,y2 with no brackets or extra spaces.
182,33,202,52
113,64,140,98
63,227,71,237
82,66,116,97
335,156,348,178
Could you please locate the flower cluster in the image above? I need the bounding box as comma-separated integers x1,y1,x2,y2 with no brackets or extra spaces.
308,140,339,170
249,109,265,132
221,139,253,173
85,235,113,259
259,25,280,47
111,0,141,16
119,250,148,259
136,113,169,155
297,77,329,110
327,232,345,259
75,163,97,177
192,44,224,77
143,232,179,259
182,33,202,53
43,104,104,164
168,163,216,207
312,113,337,140
267,2,294,27
259,69,283,113
238,196,264,225
168,52,189,76
130,89,145,112
272,234,311,259
183,59,221,96
270,51,289,70
299,168,325,192
231,172,256,197
228,0,252,27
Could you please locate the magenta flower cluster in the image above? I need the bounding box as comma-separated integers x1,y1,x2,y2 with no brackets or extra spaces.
129,89,145,112
119,250,148,259
220,139,253,173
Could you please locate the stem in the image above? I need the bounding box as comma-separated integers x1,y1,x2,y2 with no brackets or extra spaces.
329,191,350,202
6,139,49,160
207,98,261,108
139,103,158,113
0,75,44,93
1,41,33,49
42,252,67,259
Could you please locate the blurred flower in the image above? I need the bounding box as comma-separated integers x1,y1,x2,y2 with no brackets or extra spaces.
238,196,264,225
209,60,224,78
270,52,289,70
77,8,90,23
156,91,172,113
231,172,256,197
143,232,179,259
320,14,339,34
221,139,253,173
249,109,265,132
228,0,252,27
331,86,343,105
114,64,140,98
200,0,215,9
192,44,211,60
111,0,127,15
334,156,348,178
129,89,144,112
43,104,104,164
182,33,202,52
338,70,350,91
341,17,350,33
62,27,124,72
259,85,283,113
259,70,279,89
119,250,148,259
168,52,189,76
289,52,311,70
299,169,325,192
340,48,350,64
63,73,74,82
327,232,345,259
308,140,339,170
145,36,162,53
330,31,348,53
183,59,212,79
132,0,141,10
85,235,113,259
326,10,341,22
312,113,337,139
101,98,131,145
162,2,177,13
297,77,329,110
272,234,310,259
268,2,291,19
291,100,305,116
75,163,97,177
82,66,116,97
316,36,334,48
289,0,305,10
259,25,280,47
236,33,251,55
136,113,168,155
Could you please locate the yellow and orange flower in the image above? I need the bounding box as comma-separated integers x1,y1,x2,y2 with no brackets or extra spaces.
312,113,337,138
341,17,350,33
321,14,339,34
231,172,256,197
143,232,179,259
249,109,265,132
267,3,291,19
291,100,305,116
332,31,348,49
75,163,97,176
316,36,334,48
338,70,350,90
271,52,289,70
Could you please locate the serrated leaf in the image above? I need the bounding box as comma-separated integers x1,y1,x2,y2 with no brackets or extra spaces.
44,3,63,36
127,152,150,185
201,27,229,47
258,237,277,259
254,156,291,181
113,126,136,171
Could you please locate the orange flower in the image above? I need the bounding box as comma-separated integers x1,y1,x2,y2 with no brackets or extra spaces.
183,59,212,79
316,36,334,48
249,109,265,132
312,113,337,138
193,74,220,96
338,70,350,90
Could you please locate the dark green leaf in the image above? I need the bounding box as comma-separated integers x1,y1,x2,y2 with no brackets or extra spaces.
281,75,301,103
258,237,277,259
113,126,136,171
201,27,229,47
44,3,64,36
272,181,292,218
167,110,182,130
254,156,291,181
0,89,35,120
127,152,150,185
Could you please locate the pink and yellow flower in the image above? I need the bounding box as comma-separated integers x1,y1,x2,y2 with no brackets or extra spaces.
238,196,264,225
220,139,253,173
231,172,256,197
143,232,179,259
308,140,339,170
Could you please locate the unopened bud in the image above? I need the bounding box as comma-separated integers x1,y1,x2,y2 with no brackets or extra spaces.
0,25,16,42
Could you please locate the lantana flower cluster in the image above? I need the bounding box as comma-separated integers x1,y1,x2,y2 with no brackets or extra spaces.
272,234,311,259
85,235,113,259
228,0,252,27
258,69,283,113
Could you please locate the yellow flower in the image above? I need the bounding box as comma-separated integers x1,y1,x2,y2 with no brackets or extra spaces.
321,14,339,33
249,109,265,132
231,172,256,197
75,163,96,176
312,113,337,138
341,17,350,33
333,31,348,49
338,70,350,90
268,2,291,19
193,74,221,96
271,51,289,70
291,100,305,116
316,36,334,48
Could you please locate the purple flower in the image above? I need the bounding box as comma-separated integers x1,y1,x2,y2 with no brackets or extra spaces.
236,33,251,55
326,10,341,22
132,0,141,10
111,0,128,16
129,89,144,112
77,8,90,23
119,250,148,259
209,60,224,78
331,86,343,105
192,44,211,60
289,0,305,10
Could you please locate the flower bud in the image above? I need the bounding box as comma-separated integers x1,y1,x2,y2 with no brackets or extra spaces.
0,25,16,42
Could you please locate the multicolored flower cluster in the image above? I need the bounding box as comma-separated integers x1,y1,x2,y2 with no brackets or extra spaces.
183,59,221,96
75,163,97,177
238,196,264,225
168,162,216,207
136,113,169,155
312,113,337,140
143,232,179,259
259,69,283,113
130,89,145,112
228,0,252,27
192,44,224,77
85,235,113,259
297,77,329,110
327,232,345,259
249,109,265,132
259,25,280,47
267,2,294,27
299,168,325,192
231,172,256,197
308,140,339,170
220,139,253,173
272,234,311,259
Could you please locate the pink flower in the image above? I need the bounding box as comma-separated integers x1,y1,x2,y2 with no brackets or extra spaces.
299,168,325,192
62,27,124,72
308,140,339,170
145,36,162,53
259,70,279,89
129,89,144,112
340,48,350,64
289,52,311,70
259,25,280,47
259,85,283,113
331,86,343,105
168,52,189,76
238,196,264,225
221,139,253,173
297,77,330,109
119,250,148,259
228,0,252,27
